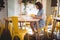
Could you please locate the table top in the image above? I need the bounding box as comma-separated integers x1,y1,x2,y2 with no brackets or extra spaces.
54,17,60,21
6,16,40,22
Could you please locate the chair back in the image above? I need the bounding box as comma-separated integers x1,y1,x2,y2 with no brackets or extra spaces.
46,15,53,26
0,20,2,36
45,15,53,32
11,16,18,34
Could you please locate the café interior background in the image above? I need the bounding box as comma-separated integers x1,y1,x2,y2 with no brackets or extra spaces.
0,0,60,40
0,0,58,24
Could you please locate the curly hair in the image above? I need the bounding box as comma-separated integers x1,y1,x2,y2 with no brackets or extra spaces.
35,2,43,10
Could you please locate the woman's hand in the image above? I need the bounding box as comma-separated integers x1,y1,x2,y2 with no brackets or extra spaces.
31,15,35,18
34,15,42,19
30,14,42,19
30,14,36,18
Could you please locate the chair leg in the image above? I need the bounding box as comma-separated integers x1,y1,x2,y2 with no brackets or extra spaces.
13,36,20,40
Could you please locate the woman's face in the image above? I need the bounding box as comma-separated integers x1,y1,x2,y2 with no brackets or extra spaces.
36,5,39,9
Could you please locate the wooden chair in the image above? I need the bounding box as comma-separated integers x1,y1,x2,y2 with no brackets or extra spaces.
55,22,60,39
10,16,27,40
0,20,2,36
0,20,5,37
42,15,54,38
0,17,12,40
56,15,60,32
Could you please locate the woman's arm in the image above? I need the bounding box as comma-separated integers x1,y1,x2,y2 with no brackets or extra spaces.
33,9,43,19
35,15,42,19
33,14,42,19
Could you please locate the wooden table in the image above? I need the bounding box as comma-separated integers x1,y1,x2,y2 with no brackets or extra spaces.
52,17,60,39
52,17,60,33
5,16,40,40
5,16,40,34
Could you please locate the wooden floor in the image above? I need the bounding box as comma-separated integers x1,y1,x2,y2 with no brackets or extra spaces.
0,30,60,40
24,33,60,40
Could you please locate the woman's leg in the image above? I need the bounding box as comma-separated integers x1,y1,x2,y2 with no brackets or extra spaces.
30,22,36,32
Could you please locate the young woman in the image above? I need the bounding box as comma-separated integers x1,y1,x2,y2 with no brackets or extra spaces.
31,2,45,33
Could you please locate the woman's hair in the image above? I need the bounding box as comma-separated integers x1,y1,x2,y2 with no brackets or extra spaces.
35,2,43,10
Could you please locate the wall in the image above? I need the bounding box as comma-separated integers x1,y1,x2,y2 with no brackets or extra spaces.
8,0,20,17
0,0,7,23
46,0,51,16
42,0,47,20
14,0,20,16
8,0,52,17
59,0,60,14
8,0,38,16
8,0,15,17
